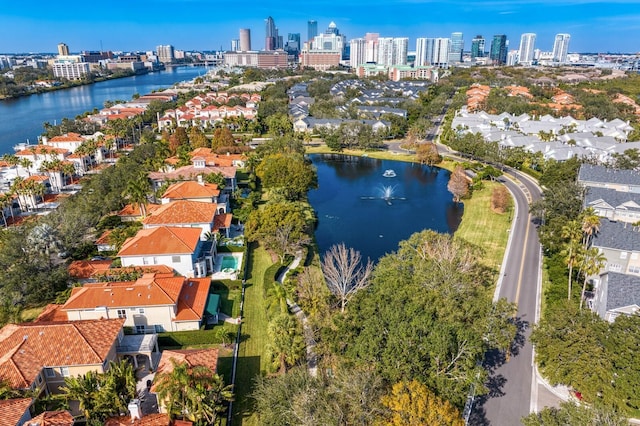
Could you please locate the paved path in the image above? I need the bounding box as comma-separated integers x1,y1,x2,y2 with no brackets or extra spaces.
276,254,318,377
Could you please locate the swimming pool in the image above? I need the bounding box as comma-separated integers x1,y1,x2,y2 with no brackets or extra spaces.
221,255,239,270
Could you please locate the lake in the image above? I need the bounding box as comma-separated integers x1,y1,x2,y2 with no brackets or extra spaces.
308,154,464,263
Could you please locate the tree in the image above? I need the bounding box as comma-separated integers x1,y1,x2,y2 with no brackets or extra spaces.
578,247,606,310
272,223,311,264
189,127,209,148
522,402,627,426
265,113,293,137
244,202,311,255
560,221,583,300
380,380,464,426
580,208,601,248
491,185,510,213
255,153,317,201
266,313,306,374
447,165,470,203
321,243,373,313
211,127,235,150
415,142,442,166
122,173,151,218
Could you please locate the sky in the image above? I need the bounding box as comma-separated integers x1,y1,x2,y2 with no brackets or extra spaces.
1,0,639,54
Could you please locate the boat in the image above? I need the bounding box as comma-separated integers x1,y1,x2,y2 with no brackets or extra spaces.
383,169,396,178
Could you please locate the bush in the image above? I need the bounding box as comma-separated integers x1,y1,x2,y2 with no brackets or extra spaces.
157,325,238,349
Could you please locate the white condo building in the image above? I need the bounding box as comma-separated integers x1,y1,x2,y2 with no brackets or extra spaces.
518,33,536,65
415,38,450,67
552,33,571,63
377,37,408,66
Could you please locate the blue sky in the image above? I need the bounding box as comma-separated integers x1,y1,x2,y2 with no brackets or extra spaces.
1,0,638,54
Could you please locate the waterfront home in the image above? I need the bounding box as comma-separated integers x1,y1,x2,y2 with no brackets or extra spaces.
0,398,32,426
161,181,221,205
142,200,230,239
62,273,212,333
117,226,214,278
148,160,237,192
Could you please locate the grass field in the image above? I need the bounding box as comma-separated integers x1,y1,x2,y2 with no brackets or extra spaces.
455,181,513,275
232,245,272,426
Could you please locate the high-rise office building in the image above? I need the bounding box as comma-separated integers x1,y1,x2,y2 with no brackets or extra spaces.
490,35,508,64
307,20,318,42
518,33,536,65
265,16,278,50
448,32,464,64
239,28,251,51
552,33,571,63
57,43,69,56
231,39,240,52
471,35,485,58
156,45,175,63
285,33,301,57
311,22,346,57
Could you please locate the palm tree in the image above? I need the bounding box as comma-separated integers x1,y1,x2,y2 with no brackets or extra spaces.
18,158,33,177
578,247,606,310
123,174,151,218
561,221,583,300
0,193,12,227
58,371,101,422
266,313,305,375
102,360,137,414
581,208,601,248
2,154,19,177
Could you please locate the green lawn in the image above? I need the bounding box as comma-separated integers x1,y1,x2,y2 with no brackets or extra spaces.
455,181,513,276
232,245,273,426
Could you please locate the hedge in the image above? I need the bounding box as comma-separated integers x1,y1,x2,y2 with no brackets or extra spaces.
157,324,238,349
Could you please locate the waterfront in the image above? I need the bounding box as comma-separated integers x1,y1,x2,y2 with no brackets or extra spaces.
0,66,209,155
308,154,463,263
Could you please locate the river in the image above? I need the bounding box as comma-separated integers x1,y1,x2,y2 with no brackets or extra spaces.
0,66,210,155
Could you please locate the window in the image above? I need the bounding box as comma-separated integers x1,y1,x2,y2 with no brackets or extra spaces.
632,253,639,260
155,325,164,333
60,367,70,377
629,265,640,275
138,308,145,314
609,263,622,272
142,257,149,265
37,374,42,384
135,325,146,334
172,255,181,263
621,251,628,259
117,309,127,319
45,368,55,377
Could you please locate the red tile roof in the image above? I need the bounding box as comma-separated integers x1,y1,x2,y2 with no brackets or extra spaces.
68,260,113,279
156,348,219,376
162,181,220,200
28,410,75,426
49,133,84,143
149,165,236,181
34,304,68,323
174,278,211,321
143,200,218,226
15,146,68,156
0,319,124,389
105,413,172,426
117,203,160,218
118,227,202,257
213,213,233,231
0,398,32,426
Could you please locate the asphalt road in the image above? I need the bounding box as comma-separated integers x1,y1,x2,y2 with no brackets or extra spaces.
469,171,544,426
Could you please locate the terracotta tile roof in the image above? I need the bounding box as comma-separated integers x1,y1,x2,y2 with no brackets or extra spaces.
28,410,75,426
117,203,160,218
0,319,124,389
174,278,211,321
189,148,246,167
162,181,220,200
143,200,217,226
34,304,68,323
68,260,112,279
149,164,236,181
62,274,189,310
49,133,84,142
156,348,219,376
105,413,172,426
94,265,175,280
118,227,201,257
25,175,49,183
0,398,32,425
15,146,68,156
96,229,114,245
213,213,233,231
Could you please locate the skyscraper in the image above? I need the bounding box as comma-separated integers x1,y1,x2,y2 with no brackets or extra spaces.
307,20,318,42
265,16,277,51
57,43,69,56
376,37,408,66
239,29,251,51
448,32,464,64
490,35,508,65
286,33,301,57
471,35,485,59
518,33,536,65
552,33,571,63
415,38,429,66
156,45,175,64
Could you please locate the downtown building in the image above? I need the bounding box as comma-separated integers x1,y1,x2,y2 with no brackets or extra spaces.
448,32,464,64
223,50,289,69
349,33,380,68
518,33,536,66
300,21,346,70
471,35,485,59
552,33,571,63
156,45,175,64
489,35,508,65
415,37,450,67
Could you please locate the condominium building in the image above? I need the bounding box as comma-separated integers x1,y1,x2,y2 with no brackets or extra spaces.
57,42,69,56
350,33,380,68
518,33,536,65
552,33,571,63
156,45,175,64
52,60,90,80
377,37,408,66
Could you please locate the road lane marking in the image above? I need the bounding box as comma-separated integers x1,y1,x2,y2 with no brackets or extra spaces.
514,213,531,309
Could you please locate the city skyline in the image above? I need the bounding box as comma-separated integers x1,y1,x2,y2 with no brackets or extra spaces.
1,0,639,54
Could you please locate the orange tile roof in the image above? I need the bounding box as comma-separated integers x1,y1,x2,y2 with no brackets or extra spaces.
28,410,75,426
0,398,32,425
213,213,233,231
63,274,188,310
162,181,220,200
117,203,160,218
118,227,201,257
25,175,49,183
156,348,219,377
15,146,68,156
174,278,211,321
143,200,217,226
105,413,172,426
94,265,175,279
68,260,112,279
0,319,124,389
149,165,236,180
95,229,114,245
34,304,68,323
49,133,84,142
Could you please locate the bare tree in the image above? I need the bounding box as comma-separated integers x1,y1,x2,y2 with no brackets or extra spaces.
447,165,470,203
491,185,510,213
273,224,311,264
321,243,373,313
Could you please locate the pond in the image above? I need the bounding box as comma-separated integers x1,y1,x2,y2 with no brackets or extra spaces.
308,154,464,263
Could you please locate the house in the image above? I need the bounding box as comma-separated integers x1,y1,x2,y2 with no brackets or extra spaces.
591,219,640,276
117,226,215,278
161,181,221,205
142,200,230,239
0,398,32,426
68,259,113,282
96,229,116,252
584,187,640,223
0,319,125,395
148,160,237,193
27,410,75,426
62,273,212,333
117,203,161,222
578,164,640,193
42,133,85,153
592,272,640,322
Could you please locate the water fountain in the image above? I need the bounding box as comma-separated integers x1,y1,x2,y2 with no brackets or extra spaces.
361,184,406,206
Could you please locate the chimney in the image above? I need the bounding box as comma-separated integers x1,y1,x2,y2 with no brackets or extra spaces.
197,174,204,186
128,399,141,421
